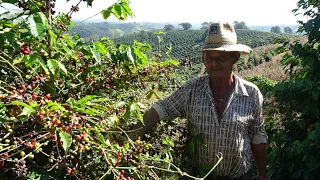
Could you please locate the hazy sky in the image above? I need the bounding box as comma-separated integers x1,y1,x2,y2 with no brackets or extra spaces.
1,0,308,26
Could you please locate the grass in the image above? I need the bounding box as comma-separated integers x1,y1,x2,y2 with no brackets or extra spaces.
236,53,288,82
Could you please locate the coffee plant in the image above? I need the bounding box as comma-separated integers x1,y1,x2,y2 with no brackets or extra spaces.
263,0,320,179
0,0,221,179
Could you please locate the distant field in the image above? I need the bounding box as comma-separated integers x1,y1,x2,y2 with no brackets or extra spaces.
112,29,298,61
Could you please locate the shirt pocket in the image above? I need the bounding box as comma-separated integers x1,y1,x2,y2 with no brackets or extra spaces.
235,115,250,134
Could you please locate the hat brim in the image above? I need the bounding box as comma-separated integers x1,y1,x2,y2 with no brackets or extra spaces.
201,44,252,55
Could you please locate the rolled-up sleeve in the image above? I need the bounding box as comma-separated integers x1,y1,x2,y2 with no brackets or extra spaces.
151,84,189,121
249,89,268,144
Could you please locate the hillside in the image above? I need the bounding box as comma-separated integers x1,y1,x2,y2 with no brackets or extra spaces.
69,22,159,41
236,53,288,82
112,29,298,61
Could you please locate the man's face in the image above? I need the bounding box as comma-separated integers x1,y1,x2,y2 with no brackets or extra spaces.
202,51,239,78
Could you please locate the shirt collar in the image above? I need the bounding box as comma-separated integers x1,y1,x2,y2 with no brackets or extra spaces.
234,75,249,97
203,74,249,97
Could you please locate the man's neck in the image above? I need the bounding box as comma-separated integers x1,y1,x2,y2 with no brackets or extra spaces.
209,73,234,89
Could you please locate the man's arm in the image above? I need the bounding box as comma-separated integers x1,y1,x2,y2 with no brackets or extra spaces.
250,89,268,180
251,143,267,180
132,80,191,140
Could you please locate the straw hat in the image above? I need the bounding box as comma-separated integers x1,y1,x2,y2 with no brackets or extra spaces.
201,21,252,54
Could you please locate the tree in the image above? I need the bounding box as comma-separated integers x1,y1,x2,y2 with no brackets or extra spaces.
201,22,210,30
233,21,249,29
270,25,281,33
163,24,175,31
284,26,293,34
179,22,192,30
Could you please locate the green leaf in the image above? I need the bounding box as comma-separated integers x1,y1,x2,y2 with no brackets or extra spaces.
146,90,154,100
91,98,109,103
160,59,180,66
135,109,143,123
25,54,38,67
94,42,107,56
5,32,16,46
62,42,72,55
113,4,122,18
19,107,34,122
10,101,32,109
115,101,125,108
94,131,106,145
47,59,58,75
130,103,139,112
127,47,135,66
27,13,46,40
24,54,49,74
89,46,101,64
25,55,49,75
67,98,76,106
47,101,62,111
120,2,134,18
0,9,29,20
109,115,119,125
124,142,129,151
76,95,98,106
101,9,112,20
167,59,180,66
133,47,147,65
85,0,94,6
136,102,146,109
38,58,50,75
74,107,97,115
59,131,72,152
57,61,67,74
2,0,19,3
162,137,174,147
123,107,130,120
37,12,48,29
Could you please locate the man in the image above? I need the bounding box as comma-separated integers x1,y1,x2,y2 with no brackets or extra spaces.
135,22,268,180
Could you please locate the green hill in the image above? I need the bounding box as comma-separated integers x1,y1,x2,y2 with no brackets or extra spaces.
69,22,159,41
112,29,298,61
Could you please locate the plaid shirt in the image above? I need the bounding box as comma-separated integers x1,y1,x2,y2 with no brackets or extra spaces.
152,75,267,178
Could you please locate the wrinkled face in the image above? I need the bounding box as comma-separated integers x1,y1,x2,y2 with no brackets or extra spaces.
202,51,240,78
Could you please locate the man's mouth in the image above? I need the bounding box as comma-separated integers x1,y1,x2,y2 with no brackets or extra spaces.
212,65,223,71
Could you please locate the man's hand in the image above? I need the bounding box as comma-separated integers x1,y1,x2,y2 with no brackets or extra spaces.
130,108,160,141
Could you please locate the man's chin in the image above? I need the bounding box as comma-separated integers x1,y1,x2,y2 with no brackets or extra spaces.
208,71,226,77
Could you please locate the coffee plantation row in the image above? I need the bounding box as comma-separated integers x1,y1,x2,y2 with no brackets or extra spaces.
112,29,298,61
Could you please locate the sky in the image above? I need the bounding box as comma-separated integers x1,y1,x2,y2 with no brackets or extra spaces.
1,0,308,26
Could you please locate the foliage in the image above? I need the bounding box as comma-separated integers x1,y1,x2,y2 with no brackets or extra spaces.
163,24,175,32
69,22,159,41
265,0,320,179
200,22,210,30
179,23,192,30
270,26,281,34
284,26,293,34
244,76,276,96
0,0,223,179
233,21,249,30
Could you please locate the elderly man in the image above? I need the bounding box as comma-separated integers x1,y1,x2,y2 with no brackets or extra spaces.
135,22,268,180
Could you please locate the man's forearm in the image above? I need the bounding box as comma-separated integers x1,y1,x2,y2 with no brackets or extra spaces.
135,108,160,139
251,143,267,178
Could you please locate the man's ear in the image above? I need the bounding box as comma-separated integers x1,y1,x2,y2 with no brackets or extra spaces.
201,52,205,63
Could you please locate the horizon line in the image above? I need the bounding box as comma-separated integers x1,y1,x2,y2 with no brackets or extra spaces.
71,19,300,26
